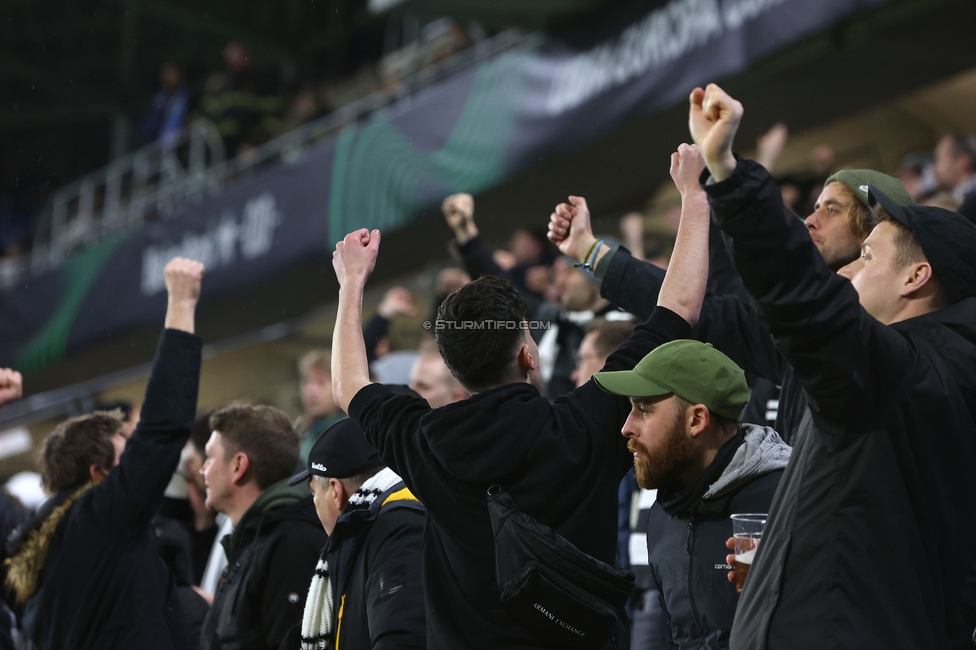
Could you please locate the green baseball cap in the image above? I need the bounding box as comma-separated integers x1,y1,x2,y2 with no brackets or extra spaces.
592,340,749,420
824,169,915,208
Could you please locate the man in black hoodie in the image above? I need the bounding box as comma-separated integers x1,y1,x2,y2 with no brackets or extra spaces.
330,145,712,649
689,83,976,650
5,257,205,650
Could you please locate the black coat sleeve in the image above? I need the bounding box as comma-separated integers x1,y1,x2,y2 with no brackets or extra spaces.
364,509,426,649
90,328,201,533
598,246,787,383
261,516,328,648
706,159,917,433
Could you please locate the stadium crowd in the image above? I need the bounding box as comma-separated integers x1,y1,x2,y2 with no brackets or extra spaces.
0,82,975,650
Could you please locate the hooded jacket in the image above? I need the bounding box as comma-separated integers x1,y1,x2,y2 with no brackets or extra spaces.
348,306,693,650
4,329,202,650
200,480,327,650
645,425,790,650
706,159,976,650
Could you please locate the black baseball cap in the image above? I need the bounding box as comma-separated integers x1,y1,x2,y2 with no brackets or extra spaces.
867,185,976,304
288,419,383,485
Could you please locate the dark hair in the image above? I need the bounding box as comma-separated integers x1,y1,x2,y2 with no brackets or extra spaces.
948,133,976,173
584,317,637,359
190,411,214,457
209,405,299,490
434,275,528,392
871,206,948,307
39,412,123,492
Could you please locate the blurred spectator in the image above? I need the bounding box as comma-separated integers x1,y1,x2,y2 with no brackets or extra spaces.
430,267,471,321
408,339,469,407
897,152,937,200
277,85,331,136
364,286,417,364
932,133,976,224
297,349,345,463
619,212,646,262
199,41,283,155
139,62,193,149
754,122,835,215
572,316,637,388
198,405,326,650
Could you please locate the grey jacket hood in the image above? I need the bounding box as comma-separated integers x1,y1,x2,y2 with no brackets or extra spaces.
704,424,791,501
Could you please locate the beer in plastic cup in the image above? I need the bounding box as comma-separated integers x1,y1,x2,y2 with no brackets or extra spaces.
730,513,766,594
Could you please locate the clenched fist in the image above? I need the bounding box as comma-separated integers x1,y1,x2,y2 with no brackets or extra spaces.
163,257,205,333
547,196,596,263
442,194,478,244
688,84,743,182
669,143,707,196
0,368,23,407
333,229,381,289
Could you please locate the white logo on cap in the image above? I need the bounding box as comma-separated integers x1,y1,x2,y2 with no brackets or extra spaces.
311,462,327,472
859,184,869,194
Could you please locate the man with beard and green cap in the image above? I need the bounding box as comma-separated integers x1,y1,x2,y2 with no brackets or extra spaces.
593,340,790,650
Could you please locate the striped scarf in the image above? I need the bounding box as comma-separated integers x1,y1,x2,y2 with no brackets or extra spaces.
299,467,402,650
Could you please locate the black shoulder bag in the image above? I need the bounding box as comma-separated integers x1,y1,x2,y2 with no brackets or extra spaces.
486,485,635,650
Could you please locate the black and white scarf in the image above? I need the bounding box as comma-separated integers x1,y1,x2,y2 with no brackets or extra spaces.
299,467,402,650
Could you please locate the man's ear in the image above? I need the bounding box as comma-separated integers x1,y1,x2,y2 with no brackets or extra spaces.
230,452,252,486
687,404,711,438
901,262,935,299
516,343,537,375
330,478,348,511
89,464,109,482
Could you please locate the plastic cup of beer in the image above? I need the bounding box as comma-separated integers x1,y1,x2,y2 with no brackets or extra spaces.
730,513,766,594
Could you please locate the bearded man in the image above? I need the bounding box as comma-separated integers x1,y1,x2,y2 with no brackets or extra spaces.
593,340,790,650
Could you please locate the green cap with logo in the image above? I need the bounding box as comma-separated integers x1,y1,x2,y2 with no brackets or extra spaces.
824,169,915,208
592,340,749,420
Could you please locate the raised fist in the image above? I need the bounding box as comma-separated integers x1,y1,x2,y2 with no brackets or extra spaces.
669,143,707,196
547,195,596,263
0,368,23,407
164,258,205,305
333,228,381,288
688,84,743,181
441,193,477,244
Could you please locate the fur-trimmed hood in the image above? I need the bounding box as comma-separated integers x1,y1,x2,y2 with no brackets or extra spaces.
5,481,95,603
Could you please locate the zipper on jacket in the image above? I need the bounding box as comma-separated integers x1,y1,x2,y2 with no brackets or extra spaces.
686,516,705,640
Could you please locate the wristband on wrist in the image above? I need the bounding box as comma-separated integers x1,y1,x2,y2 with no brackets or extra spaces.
581,239,599,264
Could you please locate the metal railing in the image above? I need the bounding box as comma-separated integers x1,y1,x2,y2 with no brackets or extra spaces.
2,29,528,291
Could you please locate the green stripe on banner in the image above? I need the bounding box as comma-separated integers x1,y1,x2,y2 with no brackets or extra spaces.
328,53,526,242
15,231,132,374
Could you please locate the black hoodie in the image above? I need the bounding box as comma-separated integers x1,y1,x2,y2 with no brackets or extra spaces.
349,307,692,650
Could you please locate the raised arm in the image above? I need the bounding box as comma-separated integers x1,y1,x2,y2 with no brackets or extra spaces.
332,228,380,413
688,84,909,426
656,144,709,327
98,257,204,531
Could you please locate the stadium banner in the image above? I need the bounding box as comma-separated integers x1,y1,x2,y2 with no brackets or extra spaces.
1,0,888,371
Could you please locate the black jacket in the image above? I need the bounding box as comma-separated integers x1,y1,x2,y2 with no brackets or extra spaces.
707,159,976,650
348,306,692,650
200,481,327,650
327,478,425,650
646,425,789,650
6,328,202,650
597,247,805,441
